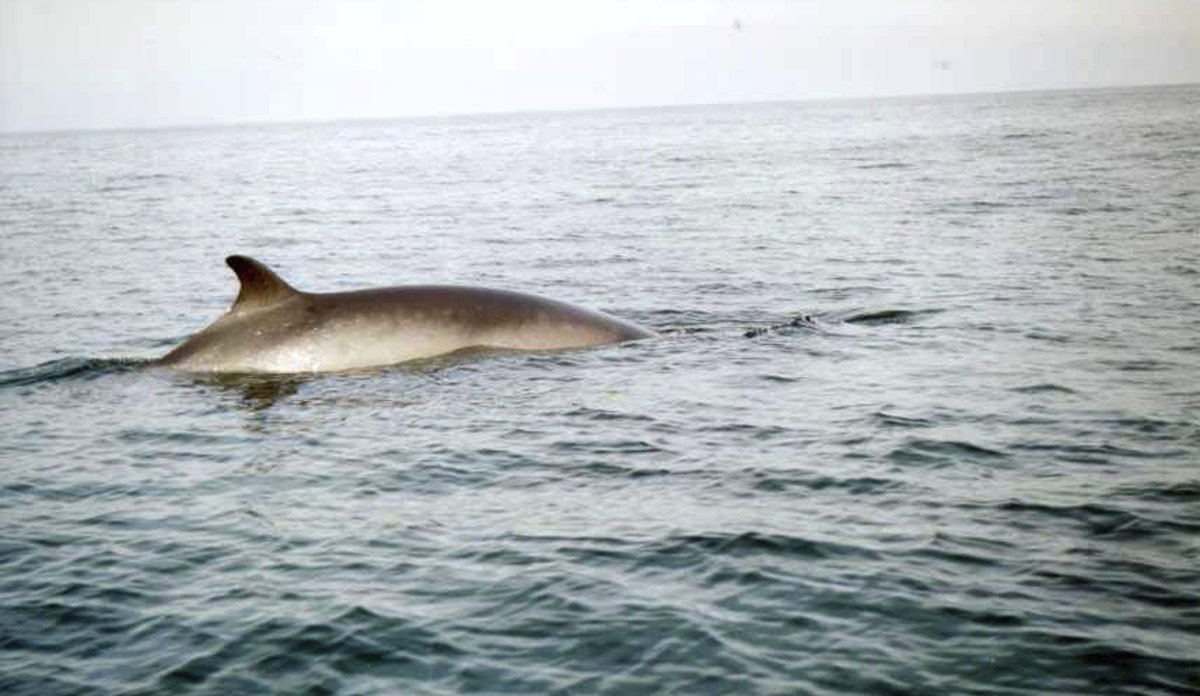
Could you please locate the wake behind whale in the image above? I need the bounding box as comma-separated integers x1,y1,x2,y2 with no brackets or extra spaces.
155,256,656,374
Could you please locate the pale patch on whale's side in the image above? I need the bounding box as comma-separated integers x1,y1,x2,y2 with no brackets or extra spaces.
155,256,655,374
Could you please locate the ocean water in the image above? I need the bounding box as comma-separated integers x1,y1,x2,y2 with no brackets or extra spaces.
1,85,1198,694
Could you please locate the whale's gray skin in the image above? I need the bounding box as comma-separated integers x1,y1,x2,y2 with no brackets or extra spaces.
156,255,655,374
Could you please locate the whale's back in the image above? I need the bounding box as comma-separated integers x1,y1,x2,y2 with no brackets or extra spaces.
157,257,653,373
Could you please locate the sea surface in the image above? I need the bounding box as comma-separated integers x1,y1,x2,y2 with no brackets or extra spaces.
1,85,1198,694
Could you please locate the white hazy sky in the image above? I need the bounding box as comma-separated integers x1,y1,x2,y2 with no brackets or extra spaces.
2,0,1198,132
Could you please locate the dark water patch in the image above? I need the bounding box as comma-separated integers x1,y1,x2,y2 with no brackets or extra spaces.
535,530,875,580
701,422,792,439
1097,358,1180,372
966,199,1013,210
1059,204,1137,216
551,438,669,456
1010,383,1078,395
1090,577,1200,611
888,437,1008,467
0,674,110,696
436,570,772,693
903,532,1010,569
1025,329,1071,343
756,372,801,383
749,471,904,496
115,428,247,450
32,578,158,614
693,281,746,294
808,284,886,300
0,598,144,658
999,501,1156,539
1139,128,1175,140
1095,416,1199,439
563,406,656,423
996,629,1200,693
644,531,881,565
1060,645,1200,691
936,603,1027,628
116,172,176,183
1164,263,1198,276
0,539,40,568
138,608,464,695
1114,480,1200,503
95,184,142,194
448,544,553,570
173,372,344,411
0,357,143,388
377,457,506,493
855,161,911,170
554,460,705,482
873,410,935,428
838,308,943,325
1005,440,1164,466
229,377,304,410
279,206,322,217
1001,131,1046,140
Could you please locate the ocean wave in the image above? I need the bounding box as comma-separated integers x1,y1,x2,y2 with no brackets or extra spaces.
0,357,143,388
888,436,1009,467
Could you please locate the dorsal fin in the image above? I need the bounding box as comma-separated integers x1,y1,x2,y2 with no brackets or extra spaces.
225,255,299,312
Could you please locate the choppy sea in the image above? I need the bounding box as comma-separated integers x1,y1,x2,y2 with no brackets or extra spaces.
2,85,1198,694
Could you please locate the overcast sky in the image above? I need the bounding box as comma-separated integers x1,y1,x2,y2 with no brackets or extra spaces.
2,0,1198,132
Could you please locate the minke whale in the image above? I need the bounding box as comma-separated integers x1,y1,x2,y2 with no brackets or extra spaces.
156,255,655,374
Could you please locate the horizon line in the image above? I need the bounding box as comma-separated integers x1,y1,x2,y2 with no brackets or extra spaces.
3,80,1196,138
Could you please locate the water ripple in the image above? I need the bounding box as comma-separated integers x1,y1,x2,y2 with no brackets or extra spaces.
4,87,1200,694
